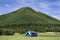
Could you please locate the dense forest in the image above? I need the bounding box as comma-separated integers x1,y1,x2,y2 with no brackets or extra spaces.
0,7,60,35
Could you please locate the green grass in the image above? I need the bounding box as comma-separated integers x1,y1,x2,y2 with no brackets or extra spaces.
0,32,60,40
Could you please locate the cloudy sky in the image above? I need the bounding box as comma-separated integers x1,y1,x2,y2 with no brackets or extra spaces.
0,0,60,20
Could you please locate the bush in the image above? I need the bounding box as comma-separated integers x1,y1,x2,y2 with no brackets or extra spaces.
4,30,15,35
0,30,15,35
0,30,3,35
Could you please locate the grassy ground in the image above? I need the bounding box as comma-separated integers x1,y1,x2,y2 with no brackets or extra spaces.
0,32,60,40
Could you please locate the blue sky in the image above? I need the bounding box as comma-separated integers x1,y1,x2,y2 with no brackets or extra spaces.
0,0,60,20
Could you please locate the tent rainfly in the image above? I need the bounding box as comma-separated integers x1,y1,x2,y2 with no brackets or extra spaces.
25,31,38,37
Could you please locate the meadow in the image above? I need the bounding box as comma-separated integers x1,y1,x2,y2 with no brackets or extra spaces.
0,32,60,40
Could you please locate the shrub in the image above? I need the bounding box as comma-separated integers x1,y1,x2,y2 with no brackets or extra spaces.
0,30,3,35
4,30,15,35
0,30,15,35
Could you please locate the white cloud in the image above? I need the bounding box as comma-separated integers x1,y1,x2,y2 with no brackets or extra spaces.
52,15,60,20
37,1,60,20
55,0,60,6
0,10,2,15
48,0,60,7
4,4,11,8
39,2,49,9
0,8,2,13
17,0,36,6
17,0,26,3
17,0,35,3
17,0,28,5
0,11,1,12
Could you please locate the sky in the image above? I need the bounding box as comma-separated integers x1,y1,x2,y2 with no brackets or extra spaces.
0,0,60,20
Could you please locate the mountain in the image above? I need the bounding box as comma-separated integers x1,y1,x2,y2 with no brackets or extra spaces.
0,7,60,33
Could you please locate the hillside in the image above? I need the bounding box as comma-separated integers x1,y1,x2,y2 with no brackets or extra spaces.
0,7,60,33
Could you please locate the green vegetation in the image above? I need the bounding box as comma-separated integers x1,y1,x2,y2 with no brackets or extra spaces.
0,7,60,34
0,29,15,35
0,33,60,40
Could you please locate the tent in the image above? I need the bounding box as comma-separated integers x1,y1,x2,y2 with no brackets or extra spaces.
25,31,38,37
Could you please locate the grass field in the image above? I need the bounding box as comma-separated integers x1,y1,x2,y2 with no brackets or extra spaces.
0,32,60,40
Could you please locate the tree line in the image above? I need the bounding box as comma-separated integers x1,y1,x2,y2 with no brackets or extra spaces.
0,23,60,35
